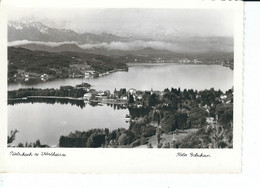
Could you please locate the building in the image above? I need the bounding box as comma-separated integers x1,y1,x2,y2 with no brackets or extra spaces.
193,58,202,64
83,93,92,100
121,96,128,100
179,58,191,64
41,74,48,79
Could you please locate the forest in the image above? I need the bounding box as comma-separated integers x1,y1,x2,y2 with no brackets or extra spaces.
58,87,233,148
8,47,128,80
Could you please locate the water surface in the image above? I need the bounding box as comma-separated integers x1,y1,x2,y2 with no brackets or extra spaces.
8,63,233,91
8,102,129,146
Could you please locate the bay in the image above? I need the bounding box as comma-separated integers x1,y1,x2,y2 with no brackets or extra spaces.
8,63,233,91
8,102,129,146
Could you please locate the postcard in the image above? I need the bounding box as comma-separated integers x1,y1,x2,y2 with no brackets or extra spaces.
0,0,243,173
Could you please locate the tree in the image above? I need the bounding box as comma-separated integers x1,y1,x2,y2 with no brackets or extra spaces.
129,94,134,103
118,133,128,145
177,87,181,96
160,112,176,133
105,128,109,135
175,111,188,129
147,143,153,148
189,107,207,127
86,133,105,148
163,92,178,109
148,93,158,107
17,143,24,147
35,139,41,147
216,103,233,125
7,129,19,144
129,121,145,139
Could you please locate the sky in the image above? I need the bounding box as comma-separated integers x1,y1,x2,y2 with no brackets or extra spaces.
8,8,234,40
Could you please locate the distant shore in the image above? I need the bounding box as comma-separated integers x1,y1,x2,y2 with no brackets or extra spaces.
8,95,128,105
127,62,233,70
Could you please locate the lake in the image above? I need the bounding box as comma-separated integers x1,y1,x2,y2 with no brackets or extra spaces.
8,102,129,146
8,63,233,91
8,63,233,146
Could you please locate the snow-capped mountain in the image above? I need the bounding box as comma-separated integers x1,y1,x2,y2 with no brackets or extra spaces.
8,21,134,44
8,21,50,33
8,21,233,56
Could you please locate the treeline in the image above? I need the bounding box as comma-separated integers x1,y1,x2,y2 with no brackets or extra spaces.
15,139,49,148
59,124,156,148
89,57,128,73
8,86,86,99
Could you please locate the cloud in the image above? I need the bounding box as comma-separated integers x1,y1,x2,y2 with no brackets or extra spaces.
8,40,78,47
8,40,180,51
8,39,233,53
79,40,179,51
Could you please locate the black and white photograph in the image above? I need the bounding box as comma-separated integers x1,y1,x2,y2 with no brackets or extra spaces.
6,7,236,149
0,0,244,174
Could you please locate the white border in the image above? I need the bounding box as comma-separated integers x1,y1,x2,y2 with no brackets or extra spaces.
0,0,243,173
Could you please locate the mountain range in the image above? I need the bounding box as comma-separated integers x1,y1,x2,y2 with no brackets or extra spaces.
8,21,134,44
14,43,186,57
8,21,234,57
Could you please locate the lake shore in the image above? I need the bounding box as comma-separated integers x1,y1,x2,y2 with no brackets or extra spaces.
8,63,233,91
8,95,128,105
127,62,233,70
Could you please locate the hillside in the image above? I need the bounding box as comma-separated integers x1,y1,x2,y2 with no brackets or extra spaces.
8,47,128,80
14,43,182,57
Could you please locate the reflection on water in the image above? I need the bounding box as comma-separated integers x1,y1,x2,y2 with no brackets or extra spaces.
8,98,127,110
8,99,129,146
